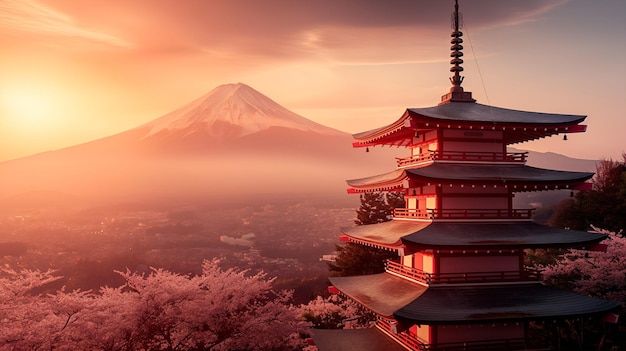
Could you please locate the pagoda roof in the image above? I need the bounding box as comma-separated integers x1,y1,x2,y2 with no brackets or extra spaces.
310,328,406,351
340,220,430,248
408,103,586,125
341,220,607,250
395,283,621,325
330,273,619,325
402,222,607,249
328,273,427,317
347,163,593,193
353,102,587,147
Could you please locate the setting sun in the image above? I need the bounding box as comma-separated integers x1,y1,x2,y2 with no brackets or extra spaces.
1,85,61,131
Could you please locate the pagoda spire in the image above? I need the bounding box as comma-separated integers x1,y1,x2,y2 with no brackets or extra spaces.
450,0,464,90
440,0,475,104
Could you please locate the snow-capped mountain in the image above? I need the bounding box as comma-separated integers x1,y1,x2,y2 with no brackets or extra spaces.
141,83,344,141
0,83,397,209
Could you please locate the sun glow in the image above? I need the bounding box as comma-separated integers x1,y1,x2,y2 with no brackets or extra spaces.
1,84,63,132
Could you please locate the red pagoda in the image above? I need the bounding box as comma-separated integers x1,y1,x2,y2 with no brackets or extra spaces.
314,1,620,350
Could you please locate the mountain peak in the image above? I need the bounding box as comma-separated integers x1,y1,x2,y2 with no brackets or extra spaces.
141,83,344,141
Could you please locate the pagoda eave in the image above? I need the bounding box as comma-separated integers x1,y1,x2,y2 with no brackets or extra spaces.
406,180,591,192
394,283,621,325
347,185,405,194
341,220,430,253
352,111,413,148
404,164,594,184
328,273,428,318
401,222,608,249
352,104,588,147
504,124,587,145
407,103,587,126
346,164,593,193
404,240,607,252
339,234,406,254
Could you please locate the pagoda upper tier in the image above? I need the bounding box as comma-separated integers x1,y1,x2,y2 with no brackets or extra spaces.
353,102,587,148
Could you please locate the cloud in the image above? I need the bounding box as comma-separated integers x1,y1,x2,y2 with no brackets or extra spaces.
99,0,568,65
1,0,568,62
0,0,130,48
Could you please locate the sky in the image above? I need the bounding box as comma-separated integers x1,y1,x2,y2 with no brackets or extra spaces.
0,0,624,162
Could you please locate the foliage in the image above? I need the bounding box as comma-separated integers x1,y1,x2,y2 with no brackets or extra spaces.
524,248,565,268
385,192,406,210
327,243,397,277
538,227,626,351
541,228,626,304
0,260,308,350
550,155,626,233
299,295,372,330
353,192,392,226
329,192,401,276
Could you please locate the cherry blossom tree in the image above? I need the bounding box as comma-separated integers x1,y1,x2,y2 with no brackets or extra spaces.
537,227,625,350
299,294,372,330
540,227,626,304
0,260,308,350
0,267,64,349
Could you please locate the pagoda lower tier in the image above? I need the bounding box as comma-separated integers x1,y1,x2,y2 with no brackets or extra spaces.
328,273,620,350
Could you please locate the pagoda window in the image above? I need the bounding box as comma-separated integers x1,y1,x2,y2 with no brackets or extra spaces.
401,255,413,268
410,146,421,157
421,252,434,274
425,197,437,212
407,197,418,211
412,324,430,344
428,142,437,152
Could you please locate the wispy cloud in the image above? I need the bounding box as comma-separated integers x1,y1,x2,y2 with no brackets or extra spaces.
0,0,130,48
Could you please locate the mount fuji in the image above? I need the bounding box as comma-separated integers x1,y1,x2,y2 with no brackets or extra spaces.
142,83,344,141
0,83,396,210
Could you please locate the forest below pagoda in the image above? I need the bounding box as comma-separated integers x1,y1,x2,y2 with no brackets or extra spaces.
1,156,625,350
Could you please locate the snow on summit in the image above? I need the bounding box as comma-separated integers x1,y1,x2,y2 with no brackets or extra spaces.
142,83,344,140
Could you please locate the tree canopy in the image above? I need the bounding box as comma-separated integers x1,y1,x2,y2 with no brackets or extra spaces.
329,192,402,277
550,155,626,233
0,260,307,350
537,227,625,350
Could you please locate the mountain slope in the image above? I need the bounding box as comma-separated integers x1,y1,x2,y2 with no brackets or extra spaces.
0,84,396,210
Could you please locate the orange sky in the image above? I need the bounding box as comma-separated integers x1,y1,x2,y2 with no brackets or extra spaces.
0,0,624,162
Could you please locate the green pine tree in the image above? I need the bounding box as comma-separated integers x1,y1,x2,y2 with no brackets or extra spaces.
329,192,403,276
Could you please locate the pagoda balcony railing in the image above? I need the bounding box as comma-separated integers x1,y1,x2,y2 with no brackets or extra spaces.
385,260,542,285
377,319,538,351
396,151,527,167
393,208,535,220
